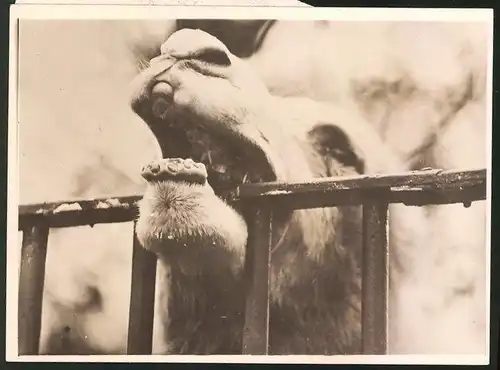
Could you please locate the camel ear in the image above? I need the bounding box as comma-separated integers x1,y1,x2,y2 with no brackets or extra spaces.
308,123,366,174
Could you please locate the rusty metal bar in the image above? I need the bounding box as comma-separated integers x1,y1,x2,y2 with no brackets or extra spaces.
127,222,158,354
18,225,50,355
244,183,486,211
232,168,486,210
361,201,389,354
15,167,487,356
242,207,273,355
237,168,486,197
19,195,141,230
18,169,487,228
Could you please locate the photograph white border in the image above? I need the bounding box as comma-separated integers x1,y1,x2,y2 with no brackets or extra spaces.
7,4,494,365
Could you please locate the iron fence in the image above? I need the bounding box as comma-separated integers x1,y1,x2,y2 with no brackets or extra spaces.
17,167,487,356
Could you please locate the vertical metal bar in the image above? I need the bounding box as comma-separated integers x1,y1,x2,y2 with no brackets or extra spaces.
361,202,389,354
127,222,158,354
242,207,273,355
18,225,50,355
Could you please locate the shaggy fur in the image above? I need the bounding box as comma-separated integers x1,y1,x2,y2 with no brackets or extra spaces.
130,29,427,355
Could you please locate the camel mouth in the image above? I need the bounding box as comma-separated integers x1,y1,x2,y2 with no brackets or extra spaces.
147,120,274,194
132,77,279,195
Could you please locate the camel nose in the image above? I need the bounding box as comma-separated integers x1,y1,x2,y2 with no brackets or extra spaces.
159,29,232,66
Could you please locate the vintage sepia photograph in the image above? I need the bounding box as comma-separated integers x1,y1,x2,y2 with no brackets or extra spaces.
7,4,493,365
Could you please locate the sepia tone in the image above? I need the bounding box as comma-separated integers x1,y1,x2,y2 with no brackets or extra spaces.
14,14,490,359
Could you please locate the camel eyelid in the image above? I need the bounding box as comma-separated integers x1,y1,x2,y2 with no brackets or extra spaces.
192,48,232,66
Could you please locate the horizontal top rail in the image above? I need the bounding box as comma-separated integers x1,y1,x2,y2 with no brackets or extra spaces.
18,168,487,229
234,168,486,196
229,167,487,210
19,195,142,230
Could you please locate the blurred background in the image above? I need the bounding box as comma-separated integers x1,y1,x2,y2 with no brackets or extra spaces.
16,18,490,355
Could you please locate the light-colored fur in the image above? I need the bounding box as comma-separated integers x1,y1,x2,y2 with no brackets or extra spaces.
17,19,489,355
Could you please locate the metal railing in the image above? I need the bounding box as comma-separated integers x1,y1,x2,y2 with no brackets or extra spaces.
17,168,487,356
